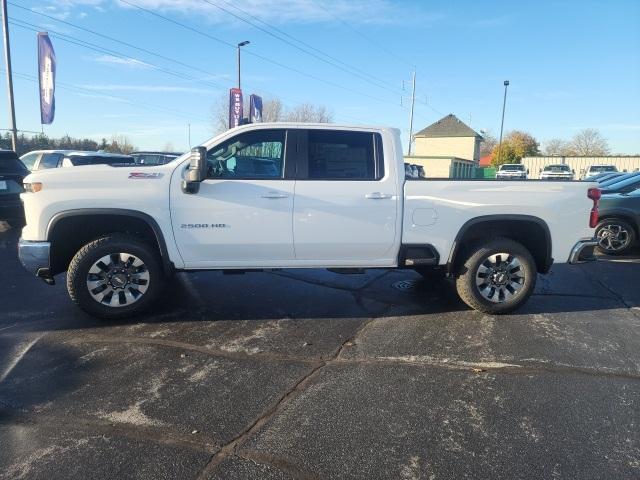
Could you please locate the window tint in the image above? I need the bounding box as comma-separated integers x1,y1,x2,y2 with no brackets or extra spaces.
39,153,62,169
19,152,39,171
207,129,285,179
0,151,28,174
306,130,379,180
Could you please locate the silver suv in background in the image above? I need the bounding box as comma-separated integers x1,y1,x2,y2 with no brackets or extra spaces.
20,150,135,170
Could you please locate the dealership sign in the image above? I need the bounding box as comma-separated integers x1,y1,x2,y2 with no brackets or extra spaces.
228,88,243,129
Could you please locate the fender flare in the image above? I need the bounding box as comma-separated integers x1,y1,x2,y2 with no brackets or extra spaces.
46,208,173,271
446,214,553,274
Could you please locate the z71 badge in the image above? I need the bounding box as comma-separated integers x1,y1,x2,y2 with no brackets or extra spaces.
181,223,230,229
129,172,164,179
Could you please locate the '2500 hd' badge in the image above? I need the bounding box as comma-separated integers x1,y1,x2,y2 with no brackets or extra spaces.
181,223,230,229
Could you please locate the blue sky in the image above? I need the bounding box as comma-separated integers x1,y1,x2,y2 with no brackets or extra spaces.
1,0,639,153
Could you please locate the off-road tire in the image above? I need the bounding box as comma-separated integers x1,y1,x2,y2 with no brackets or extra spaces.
67,234,165,320
455,237,537,315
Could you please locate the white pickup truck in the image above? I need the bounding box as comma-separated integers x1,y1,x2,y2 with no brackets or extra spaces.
18,123,600,319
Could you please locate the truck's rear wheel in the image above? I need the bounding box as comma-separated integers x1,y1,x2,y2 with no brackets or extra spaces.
67,234,165,319
455,238,536,315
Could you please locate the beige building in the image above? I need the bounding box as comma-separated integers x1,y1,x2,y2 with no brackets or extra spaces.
405,114,482,178
521,156,640,179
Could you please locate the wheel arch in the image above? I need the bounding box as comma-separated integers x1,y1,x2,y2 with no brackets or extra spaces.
447,214,553,275
597,211,639,237
46,208,173,276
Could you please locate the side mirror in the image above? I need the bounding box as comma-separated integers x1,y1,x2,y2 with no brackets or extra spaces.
527,169,530,174
539,168,542,173
182,146,207,194
572,169,575,174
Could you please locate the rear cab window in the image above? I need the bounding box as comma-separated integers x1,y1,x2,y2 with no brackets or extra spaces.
297,129,384,180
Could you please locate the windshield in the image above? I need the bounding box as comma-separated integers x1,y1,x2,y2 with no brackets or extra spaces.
590,165,617,173
500,164,525,171
544,165,570,172
601,172,640,190
600,172,639,187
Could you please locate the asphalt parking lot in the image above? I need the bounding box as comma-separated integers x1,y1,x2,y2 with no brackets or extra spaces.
1,223,639,480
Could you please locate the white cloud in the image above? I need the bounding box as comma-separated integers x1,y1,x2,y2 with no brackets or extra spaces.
92,54,153,69
42,0,438,25
78,83,214,94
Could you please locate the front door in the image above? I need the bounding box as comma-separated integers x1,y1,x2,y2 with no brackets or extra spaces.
292,129,399,265
171,128,295,268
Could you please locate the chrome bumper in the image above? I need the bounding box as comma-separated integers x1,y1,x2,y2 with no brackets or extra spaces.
568,238,598,264
18,238,54,284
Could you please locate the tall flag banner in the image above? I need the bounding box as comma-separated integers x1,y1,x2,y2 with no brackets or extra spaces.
249,94,263,123
38,32,56,125
229,88,243,129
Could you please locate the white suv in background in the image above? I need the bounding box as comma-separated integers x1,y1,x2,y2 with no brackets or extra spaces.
495,163,528,180
582,164,618,180
540,164,575,181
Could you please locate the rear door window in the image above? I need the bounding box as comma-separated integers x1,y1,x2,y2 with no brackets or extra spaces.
299,130,383,180
38,153,63,169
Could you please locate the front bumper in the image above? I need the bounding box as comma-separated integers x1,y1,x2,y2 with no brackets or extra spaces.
568,238,598,264
18,238,54,284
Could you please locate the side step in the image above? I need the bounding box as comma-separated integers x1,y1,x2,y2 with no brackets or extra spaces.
327,268,365,275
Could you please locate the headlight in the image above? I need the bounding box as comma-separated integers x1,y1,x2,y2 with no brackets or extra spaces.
24,182,43,193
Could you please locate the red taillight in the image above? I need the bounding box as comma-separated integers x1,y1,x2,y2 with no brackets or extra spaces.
588,187,601,228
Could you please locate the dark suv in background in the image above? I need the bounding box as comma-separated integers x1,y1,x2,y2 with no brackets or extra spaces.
0,150,28,226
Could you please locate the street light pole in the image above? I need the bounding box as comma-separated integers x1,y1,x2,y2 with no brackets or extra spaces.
236,40,250,90
1,0,17,151
496,80,509,165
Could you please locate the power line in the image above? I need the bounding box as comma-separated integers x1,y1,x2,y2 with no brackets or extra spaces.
10,18,226,90
118,0,403,107
9,1,222,82
200,0,404,95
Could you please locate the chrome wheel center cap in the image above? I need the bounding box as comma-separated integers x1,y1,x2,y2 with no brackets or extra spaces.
110,273,128,288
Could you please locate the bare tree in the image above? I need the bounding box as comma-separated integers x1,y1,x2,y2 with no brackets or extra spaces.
569,128,610,156
479,131,497,157
211,95,332,134
284,103,333,123
104,134,136,154
543,138,571,156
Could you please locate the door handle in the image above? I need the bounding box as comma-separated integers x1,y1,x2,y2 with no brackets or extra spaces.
365,192,392,199
260,192,289,199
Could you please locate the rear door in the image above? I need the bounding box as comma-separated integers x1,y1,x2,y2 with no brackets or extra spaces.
292,128,399,265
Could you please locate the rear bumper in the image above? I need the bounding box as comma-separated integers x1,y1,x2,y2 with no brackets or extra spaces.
568,238,598,264
18,238,54,284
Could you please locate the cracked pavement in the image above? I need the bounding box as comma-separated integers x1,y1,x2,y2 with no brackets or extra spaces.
1,224,639,479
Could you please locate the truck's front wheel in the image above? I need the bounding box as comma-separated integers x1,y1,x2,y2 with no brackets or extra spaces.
455,238,536,315
67,234,165,319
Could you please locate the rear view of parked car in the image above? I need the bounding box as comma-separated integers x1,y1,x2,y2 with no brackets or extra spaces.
0,150,29,226
496,163,528,180
540,164,574,181
20,150,135,170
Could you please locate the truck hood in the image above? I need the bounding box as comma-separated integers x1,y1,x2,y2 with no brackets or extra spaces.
24,163,175,184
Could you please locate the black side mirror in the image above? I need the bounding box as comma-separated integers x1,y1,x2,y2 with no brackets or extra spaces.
182,146,207,194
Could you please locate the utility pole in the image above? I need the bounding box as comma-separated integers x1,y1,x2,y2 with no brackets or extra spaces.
1,0,17,151
237,40,250,90
496,80,509,165
407,69,416,156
